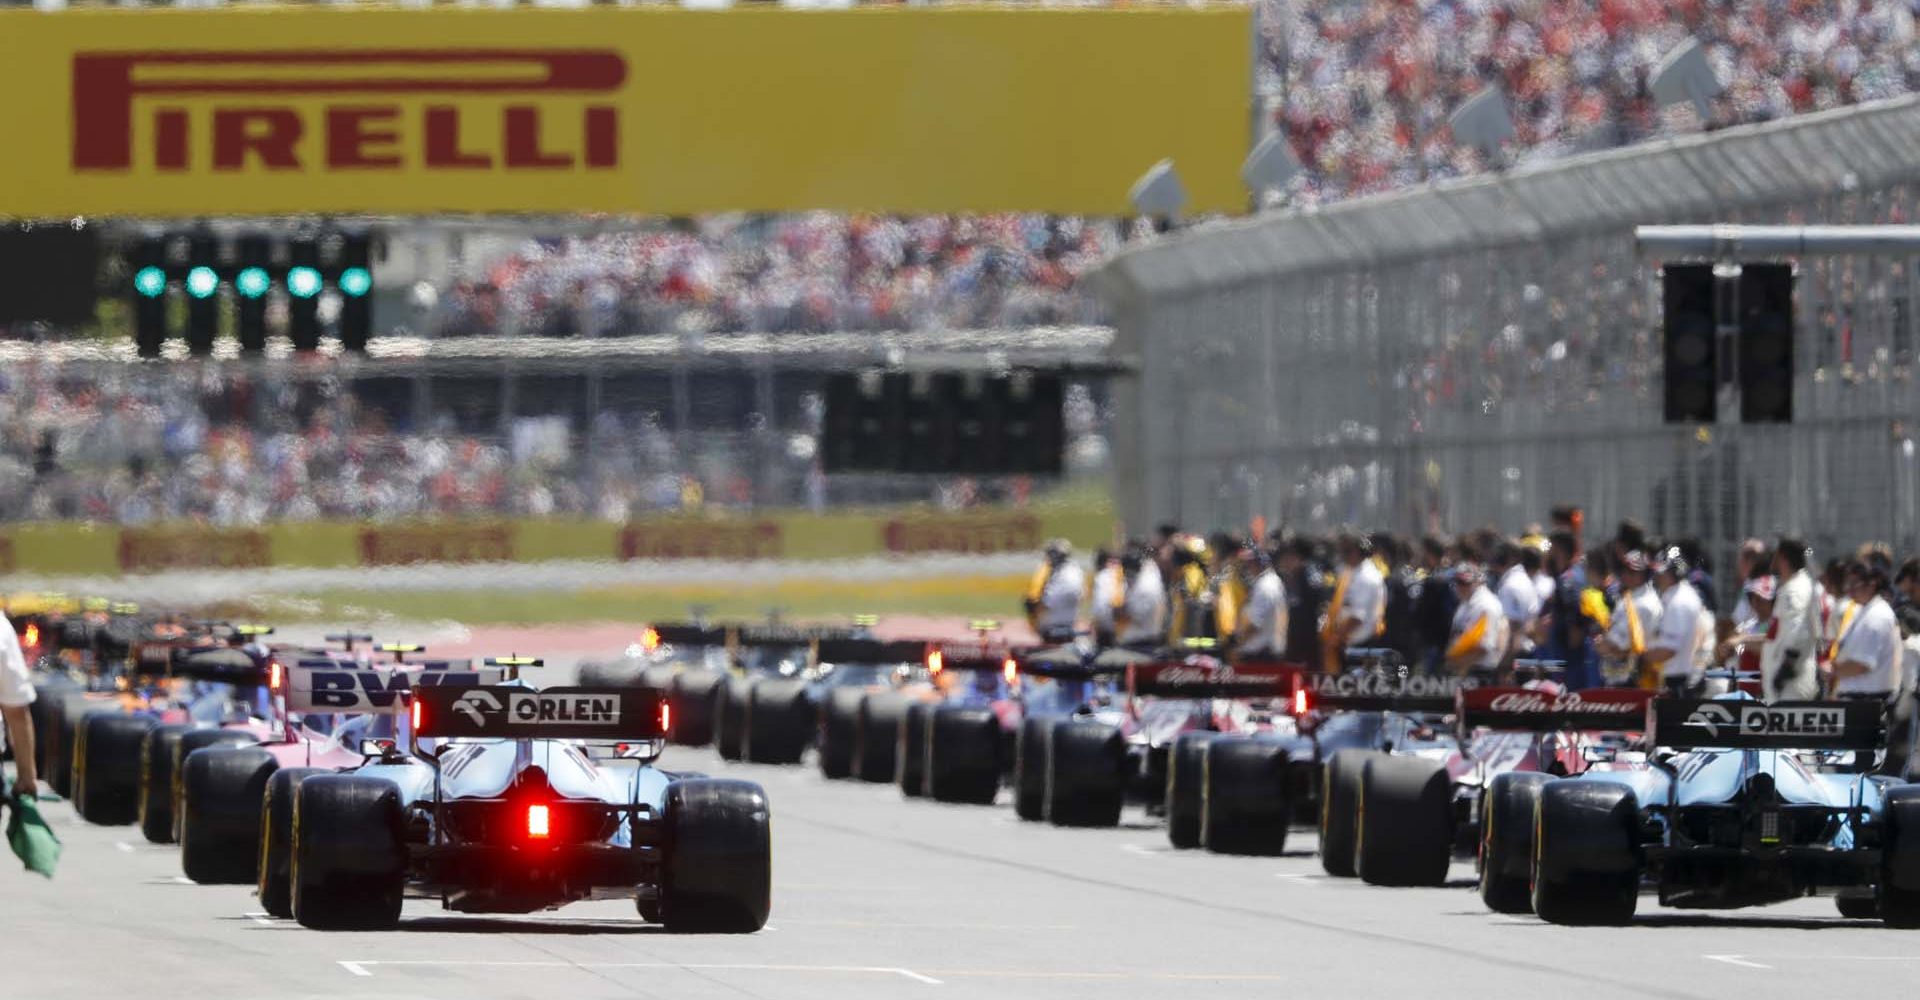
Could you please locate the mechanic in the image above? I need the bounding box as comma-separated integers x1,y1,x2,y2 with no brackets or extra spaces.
1443,563,1507,679
1208,533,1248,649
1165,535,1215,648
1596,550,1662,689
1763,536,1823,702
1114,546,1168,652
1729,537,1772,634
1276,534,1326,669
1819,558,1855,677
1643,548,1706,696
1896,558,1920,616
1494,540,1543,663
1540,529,1598,689
1088,547,1121,648
1375,533,1420,667
1024,539,1086,644
1717,574,1777,668
1321,531,1385,669
1233,547,1287,661
1412,535,1458,673
0,608,38,801
1829,561,1900,701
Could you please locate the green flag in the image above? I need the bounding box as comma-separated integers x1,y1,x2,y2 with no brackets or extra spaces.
7,793,61,878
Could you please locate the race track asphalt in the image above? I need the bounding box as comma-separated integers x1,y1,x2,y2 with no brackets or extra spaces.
8,639,1919,999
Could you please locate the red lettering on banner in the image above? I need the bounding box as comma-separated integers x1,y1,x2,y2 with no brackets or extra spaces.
883,514,1041,555
325,106,402,168
618,521,783,561
212,108,303,170
503,105,571,168
155,109,189,170
424,106,491,169
71,49,628,173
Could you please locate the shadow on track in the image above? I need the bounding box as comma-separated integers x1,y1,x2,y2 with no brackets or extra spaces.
396,916,658,935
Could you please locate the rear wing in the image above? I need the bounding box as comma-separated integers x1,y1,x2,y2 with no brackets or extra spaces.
813,637,927,666
413,685,668,740
283,658,504,714
1457,687,1654,734
1129,659,1302,699
1650,698,1885,752
1295,672,1478,714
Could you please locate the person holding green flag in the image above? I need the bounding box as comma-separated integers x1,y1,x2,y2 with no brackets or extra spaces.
0,609,55,877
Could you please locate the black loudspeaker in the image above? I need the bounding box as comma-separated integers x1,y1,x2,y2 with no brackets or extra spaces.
1662,263,1717,424
1738,263,1794,424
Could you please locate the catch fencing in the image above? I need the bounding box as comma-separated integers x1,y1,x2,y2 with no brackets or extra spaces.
1092,95,1920,578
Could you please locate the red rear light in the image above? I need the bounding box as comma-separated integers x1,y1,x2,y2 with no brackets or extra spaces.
410,696,423,733
659,699,672,736
927,649,944,677
1293,688,1309,715
1003,657,1018,685
640,627,661,653
268,660,283,693
23,623,38,648
527,803,550,839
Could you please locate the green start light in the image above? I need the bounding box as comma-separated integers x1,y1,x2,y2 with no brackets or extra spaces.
235,266,271,300
338,266,372,298
133,266,166,298
185,266,219,299
287,266,322,299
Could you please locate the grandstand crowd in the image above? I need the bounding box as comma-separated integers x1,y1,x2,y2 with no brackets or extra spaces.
437,0,1918,339
0,365,1103,523
1031,507,1918,702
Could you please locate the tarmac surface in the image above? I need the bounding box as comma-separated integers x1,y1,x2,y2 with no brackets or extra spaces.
9,641,1920,998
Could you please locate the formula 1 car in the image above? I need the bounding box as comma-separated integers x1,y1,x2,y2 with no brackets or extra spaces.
284,682,770,932
586,620,877,762
1019,646,1298,832
1494,696,1920,925
1315,683,1653,891
176,648,511,895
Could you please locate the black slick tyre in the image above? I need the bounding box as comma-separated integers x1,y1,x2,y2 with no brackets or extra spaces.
171,729,255,842
1166,732,1219,849
818,689,864,780
896,701,930,797
1043,719,1124,827
746,679,811,765
139,724,193,844
258,767,324,919
1319,749,1379,877
715,677,751,761
1531,781,1640,926
291,775,406,930
671,670,723,747
854,693,906,783
926,705,1000,805
1355,754,1452,886
1201,738,1291,856
1479,772,1551,913
181,746,278,884
659,779,772,933
1013,715,1052,822
74,713,155,825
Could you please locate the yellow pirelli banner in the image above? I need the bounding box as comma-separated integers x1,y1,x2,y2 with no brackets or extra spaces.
0,6,1251,218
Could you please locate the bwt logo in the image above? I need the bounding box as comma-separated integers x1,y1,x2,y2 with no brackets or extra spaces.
72,48,626,173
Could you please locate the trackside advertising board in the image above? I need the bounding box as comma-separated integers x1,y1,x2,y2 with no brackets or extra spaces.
0,7,1251,218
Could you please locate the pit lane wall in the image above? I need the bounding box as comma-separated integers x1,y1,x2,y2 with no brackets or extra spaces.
0,6,1250,218
0,507,1111,577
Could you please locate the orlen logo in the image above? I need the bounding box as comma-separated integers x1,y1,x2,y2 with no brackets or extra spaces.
72,48,626,173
